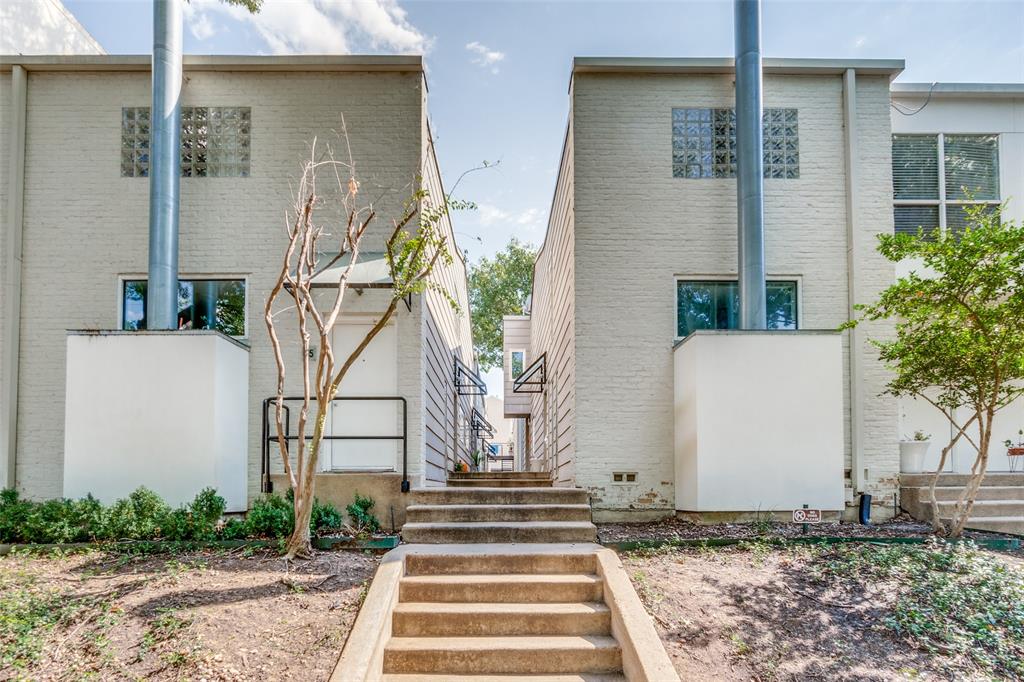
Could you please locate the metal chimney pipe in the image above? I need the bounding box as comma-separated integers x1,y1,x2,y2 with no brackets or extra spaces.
735,0,767,330
147,0,183,330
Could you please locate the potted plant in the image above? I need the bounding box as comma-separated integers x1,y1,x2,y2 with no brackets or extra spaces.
899,430,931,473
1005,429,1024,472
453,461,469,474
470,450,483,472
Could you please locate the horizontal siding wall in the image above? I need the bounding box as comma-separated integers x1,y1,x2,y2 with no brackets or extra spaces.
419,108,477,485
528,117,577,486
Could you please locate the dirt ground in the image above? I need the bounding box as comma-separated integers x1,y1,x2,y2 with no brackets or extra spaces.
598,513,1014,543
623,543,1022,681
0,547,379,681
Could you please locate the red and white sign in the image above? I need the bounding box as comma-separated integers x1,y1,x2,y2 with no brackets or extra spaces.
792,508,822,524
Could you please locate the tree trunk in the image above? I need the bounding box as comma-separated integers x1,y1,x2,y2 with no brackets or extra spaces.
285,489,315,559
949,408,993,538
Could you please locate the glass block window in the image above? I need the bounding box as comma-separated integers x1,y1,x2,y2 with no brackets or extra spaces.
676,280,798,337
122,278,246,336
891,133,1000,238
121,107,151,177
121,106,251,178
672,107,798,179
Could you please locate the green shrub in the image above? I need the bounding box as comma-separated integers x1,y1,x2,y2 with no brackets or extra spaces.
244,494,293,538
311,498,343,534
0,489,34,543
104,487,171,540
219,517,248,540
345,493,380,534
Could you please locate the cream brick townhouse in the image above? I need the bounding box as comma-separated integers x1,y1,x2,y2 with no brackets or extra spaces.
1,55,487,517
504,57,1024,522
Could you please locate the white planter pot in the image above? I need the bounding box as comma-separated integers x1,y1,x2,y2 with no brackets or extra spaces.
900,441,930,473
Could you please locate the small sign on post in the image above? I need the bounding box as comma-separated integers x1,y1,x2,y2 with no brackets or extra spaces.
792,508,822,524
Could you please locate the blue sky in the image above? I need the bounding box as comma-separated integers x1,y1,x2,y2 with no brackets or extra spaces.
63,0,1023,393
65,0,1024,263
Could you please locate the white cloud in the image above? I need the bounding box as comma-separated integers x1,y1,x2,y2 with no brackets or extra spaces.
477,203,510,227
185,8,218,41
477,204,545,232
466,40,505,73
188,0,430,55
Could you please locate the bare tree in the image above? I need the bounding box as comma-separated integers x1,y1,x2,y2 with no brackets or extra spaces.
265,121,467,558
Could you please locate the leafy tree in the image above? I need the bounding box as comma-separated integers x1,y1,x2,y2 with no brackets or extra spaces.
846,202,1024,537
468,238,537,371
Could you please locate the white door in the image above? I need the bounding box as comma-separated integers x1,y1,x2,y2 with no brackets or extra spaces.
323,320,399,471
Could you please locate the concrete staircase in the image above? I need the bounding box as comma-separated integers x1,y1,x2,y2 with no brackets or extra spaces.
381,551,625,679
900,472,1024,536
402,472,598,544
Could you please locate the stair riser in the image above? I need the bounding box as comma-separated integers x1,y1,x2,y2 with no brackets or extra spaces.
399,581,603,603
392,610,611,637
960,518,1024,535
406,505,591,523
449,479,554,488
905,486,1024,501
448,472,552,480
404,553,597,576
409,490,588,505
931,502,1024,517
402,525,597,544
382,647,622,675
900,473,1024,487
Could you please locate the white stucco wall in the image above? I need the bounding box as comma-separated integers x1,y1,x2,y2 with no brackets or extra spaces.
674,331,846,512
63,332,248,511
891,86,1024,473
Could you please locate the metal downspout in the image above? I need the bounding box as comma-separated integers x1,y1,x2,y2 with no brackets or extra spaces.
842,69,867,494
2,64,27,489
735,0,767,329
147,0,183,329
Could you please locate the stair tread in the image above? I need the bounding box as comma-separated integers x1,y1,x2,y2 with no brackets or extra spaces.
403,521,596,528
394,602,610,615
412,487,580,493
402,573,601,585
382,671,626,675
403,501,589,507
385,635,620,652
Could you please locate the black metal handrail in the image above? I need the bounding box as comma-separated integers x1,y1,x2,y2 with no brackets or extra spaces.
261,395,409,494
513,352,546,393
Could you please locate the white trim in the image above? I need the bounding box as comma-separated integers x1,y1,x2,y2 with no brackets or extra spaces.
116,274,251,339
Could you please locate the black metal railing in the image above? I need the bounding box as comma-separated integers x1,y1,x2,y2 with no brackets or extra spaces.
261,395,409,494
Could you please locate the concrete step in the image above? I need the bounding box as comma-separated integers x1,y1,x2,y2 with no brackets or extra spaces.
448,472,552,480
402,521,598,544
900,472,1024,488
392,602,611,637
950,516,1024,535
399,573,603,603
448,478,554,488
932,500,1024,518
382,671,626,675
904,485,1024,502
409,488,588,506
382,636,622,675
406,504,592,523
404,552,598,576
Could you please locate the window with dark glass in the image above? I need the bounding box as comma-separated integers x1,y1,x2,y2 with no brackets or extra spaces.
121,106,251,178
122,279,246,336
672,107,799,179
891,133,1000,237
677,280,798,337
